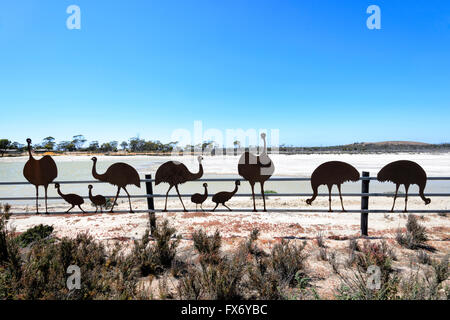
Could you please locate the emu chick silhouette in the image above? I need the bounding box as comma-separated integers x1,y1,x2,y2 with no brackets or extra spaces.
88,185,107,213
55,183,85,213
306,161,360,212
212,180,240,211
91,157,140,213
156,156,204,212
23,138,58,214
191,183,208,211
377,160,431,212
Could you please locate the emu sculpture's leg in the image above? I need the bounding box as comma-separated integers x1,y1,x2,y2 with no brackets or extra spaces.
261,182,267,212
212,203,219,212
123,187,134,213
404,184,410,213
338,184,346,212
110,187,121,213
201,204,205,212
44,185,49,214
35,186,39,214
67,205,75,213
175,185,187,212
391,184,400,212
163,185,173,212
223,203,232,211
94,206,98,213
250,182,257,212
327,184,333,212
78,205,86,213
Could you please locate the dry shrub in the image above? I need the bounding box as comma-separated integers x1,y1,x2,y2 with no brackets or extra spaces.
316,231,326,248
396,215,429,250
401,255,449,300
178,230,246,300
356,241,395,282
417,250,432,265
127,220,180,276
318,247,327,261
192,229,221,265
245,231,309,300
335,240,399,300
179,229,310,300
0,218,181,300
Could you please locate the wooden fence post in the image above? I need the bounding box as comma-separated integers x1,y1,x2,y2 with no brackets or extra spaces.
361,171,370,237
145,174,156,235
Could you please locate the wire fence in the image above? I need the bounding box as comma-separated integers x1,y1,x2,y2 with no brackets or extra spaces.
1,173,450,236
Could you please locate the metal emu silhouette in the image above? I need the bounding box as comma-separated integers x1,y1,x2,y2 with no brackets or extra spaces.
23,138,58,214
377,160,431,212
212,180,240,212
88,184,107,213
156,156,204,212
55,183,85,213
306,161,360,212
238,133,274,212
191,183,208,212
91,157,140,213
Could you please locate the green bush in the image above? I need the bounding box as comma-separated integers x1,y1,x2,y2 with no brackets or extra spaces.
15,224,54,248
1,232,140,300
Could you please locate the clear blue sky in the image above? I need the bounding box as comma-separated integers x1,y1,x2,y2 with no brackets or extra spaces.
1,0,449,147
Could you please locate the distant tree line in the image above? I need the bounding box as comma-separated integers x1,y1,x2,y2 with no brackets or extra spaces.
0,135,180,155
2,136,450,157
278,142,450,153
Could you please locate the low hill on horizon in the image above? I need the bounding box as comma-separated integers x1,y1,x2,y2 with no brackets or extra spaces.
360,141,431,146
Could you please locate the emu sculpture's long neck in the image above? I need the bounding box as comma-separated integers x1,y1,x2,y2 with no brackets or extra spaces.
27,143,34,161
258,136,272,167
88,188,94,200
203,185,208,197
232,184,239,195
191,162,203,180
261,136,267,155
56,186,64,198
418,184,429,203
92,161,106,181
307,186,318,203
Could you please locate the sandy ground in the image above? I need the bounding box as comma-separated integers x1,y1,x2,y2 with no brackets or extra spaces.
7,196,450,244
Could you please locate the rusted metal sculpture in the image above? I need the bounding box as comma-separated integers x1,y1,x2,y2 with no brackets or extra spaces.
88,184,107,213
212,180,240,211
238,133,274,212
306,161,360,212
155,156,204,212
377,160,431,212
23,138,58,214
91,157,140,213
55,183,85,213
191,183,208,211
